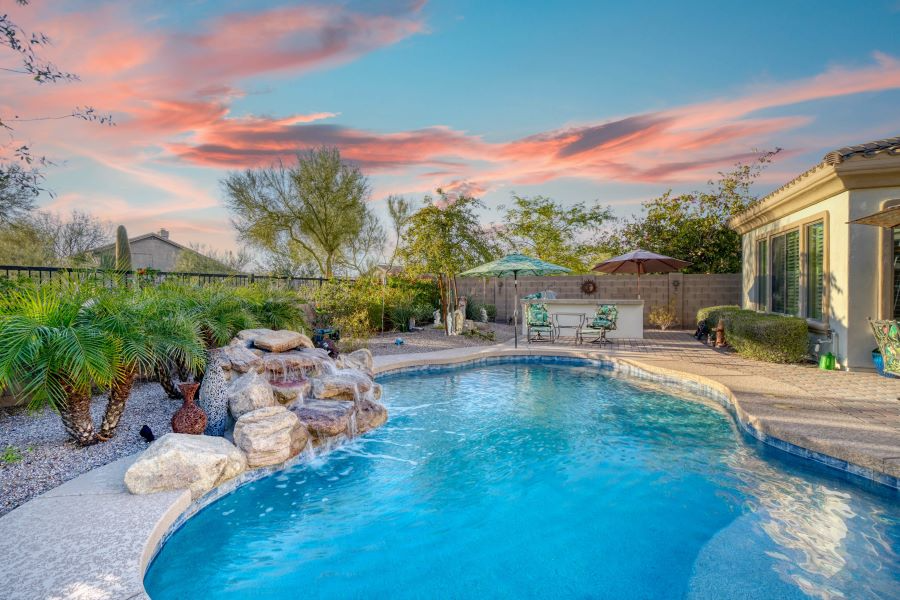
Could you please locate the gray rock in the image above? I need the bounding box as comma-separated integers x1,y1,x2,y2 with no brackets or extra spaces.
227,371,276,419
124,433,246,499
289,399,354,438
236,328,275,343
233,406,308,468
198,349,231,436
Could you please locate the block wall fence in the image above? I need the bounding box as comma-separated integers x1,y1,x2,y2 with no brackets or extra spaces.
455,273,742,328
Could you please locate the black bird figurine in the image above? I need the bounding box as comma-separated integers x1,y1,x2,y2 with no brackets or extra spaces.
139,425,155,443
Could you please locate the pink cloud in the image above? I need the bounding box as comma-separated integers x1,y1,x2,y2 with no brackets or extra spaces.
3,0,900,241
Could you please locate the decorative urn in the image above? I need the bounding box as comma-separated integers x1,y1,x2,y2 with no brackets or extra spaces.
171,382,207,435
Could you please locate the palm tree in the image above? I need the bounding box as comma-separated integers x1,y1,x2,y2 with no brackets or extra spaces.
0,283,116,445
150,283,257,398
86,288,206,441
235,283,305,331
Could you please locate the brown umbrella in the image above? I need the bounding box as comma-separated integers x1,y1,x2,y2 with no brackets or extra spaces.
592,249,691,298
849,205,900,229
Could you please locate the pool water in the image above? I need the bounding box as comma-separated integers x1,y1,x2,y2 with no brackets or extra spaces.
145,362,900,599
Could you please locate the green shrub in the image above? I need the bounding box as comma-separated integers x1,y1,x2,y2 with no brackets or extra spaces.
697,305,808,363
235,284,306,332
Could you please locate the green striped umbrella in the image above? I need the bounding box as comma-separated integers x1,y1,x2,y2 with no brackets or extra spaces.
460,253,571,347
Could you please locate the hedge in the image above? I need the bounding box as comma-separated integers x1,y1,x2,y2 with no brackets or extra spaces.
697,305,809,363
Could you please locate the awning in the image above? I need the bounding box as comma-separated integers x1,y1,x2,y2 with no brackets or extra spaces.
849,205,900,229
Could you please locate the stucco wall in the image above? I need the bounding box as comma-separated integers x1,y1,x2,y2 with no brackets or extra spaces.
455,273,741,328
740,191,851,365
740,185,900,370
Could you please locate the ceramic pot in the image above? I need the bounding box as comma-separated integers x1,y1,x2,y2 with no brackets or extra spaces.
171,382,207,435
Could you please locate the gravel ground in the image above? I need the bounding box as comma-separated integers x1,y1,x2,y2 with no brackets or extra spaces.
0,382,176,517
0,325,513,516
366,322,515,356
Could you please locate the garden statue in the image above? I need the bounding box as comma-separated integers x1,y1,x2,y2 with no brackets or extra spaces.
433,309,442,326
480,307,489,323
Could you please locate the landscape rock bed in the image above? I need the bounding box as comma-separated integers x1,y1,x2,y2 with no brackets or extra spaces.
125,329,389,498
0,327,481,517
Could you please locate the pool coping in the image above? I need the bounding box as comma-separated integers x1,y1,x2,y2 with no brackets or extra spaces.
1,344,897,599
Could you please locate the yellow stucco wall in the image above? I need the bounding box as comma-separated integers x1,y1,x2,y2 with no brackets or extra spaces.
741,185,900,370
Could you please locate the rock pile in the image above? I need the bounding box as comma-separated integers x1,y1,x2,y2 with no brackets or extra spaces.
125,328,387,498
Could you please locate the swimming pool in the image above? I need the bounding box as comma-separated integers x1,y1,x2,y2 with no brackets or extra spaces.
145,361,900,599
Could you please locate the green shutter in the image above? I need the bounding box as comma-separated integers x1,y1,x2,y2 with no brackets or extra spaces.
806,222,824,320
785,230,800,316
757,240,768,310
771,234,786,314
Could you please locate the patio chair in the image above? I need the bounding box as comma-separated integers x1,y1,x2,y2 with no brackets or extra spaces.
526,303,553,343
869,319,900,377
580,304,618,345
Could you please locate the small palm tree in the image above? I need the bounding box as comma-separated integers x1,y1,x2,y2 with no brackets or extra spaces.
235,284,305,331
150,283,256,398
0,283,116,445
86,288,206,441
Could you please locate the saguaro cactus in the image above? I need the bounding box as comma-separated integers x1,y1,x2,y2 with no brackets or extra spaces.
114,225,132,272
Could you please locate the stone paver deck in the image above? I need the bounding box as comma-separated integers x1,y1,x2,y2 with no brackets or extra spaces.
0,331,897,599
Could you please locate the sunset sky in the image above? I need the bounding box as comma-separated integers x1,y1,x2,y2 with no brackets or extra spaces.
6,0,900,251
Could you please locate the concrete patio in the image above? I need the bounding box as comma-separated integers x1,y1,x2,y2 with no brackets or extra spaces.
0,331,897,600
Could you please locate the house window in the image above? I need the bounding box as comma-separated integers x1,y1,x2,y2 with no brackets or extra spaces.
806,221,825,320
756,239,768,309
893,226,900,319
771,229,800,316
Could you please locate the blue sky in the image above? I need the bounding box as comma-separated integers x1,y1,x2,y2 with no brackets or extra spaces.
8,0,900,249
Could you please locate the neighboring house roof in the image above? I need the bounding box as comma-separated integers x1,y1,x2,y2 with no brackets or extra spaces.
89,231,232,272
729,135,900,233
91,232,193,255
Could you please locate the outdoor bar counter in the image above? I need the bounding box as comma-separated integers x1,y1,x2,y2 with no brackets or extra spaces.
521,298,644,339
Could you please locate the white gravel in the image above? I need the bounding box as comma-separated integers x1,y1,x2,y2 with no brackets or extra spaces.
366,322,515,356
0,382,177,517
0,324,514,517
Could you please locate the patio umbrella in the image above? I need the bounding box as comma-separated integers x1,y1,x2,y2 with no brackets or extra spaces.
592,249,690,298
460,253,571,348
849,205,900,229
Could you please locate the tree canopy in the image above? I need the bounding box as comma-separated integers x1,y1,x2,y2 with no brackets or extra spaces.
398,191,497,328
599,150,779,273
494,195,613,272
223,147,372,278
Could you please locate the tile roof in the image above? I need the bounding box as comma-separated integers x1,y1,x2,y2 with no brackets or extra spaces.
823,135,900,165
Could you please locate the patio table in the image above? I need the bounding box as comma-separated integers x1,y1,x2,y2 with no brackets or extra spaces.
553,312,585,343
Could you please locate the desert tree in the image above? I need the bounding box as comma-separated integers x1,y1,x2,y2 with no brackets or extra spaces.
223,147,370,278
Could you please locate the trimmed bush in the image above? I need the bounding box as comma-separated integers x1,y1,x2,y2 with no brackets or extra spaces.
697,305,809,363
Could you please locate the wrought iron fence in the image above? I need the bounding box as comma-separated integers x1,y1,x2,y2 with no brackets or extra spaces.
0,265,332,290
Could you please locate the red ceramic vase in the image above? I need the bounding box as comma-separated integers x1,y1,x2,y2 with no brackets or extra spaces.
171,382,207,435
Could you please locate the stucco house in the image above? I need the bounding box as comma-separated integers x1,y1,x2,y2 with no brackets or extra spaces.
729,136,900,371
91,228,230,273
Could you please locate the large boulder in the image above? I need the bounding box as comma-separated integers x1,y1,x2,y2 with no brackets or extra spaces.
289,399,354,439
223,343,263,373
124,433,246,499
252,330,310,353
198,349,231,436
227,370,276,419
337,348,374,375
311,372,374,401
271,379,311,404
263,351,321,375
233,406,308,468
356,398,388,434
